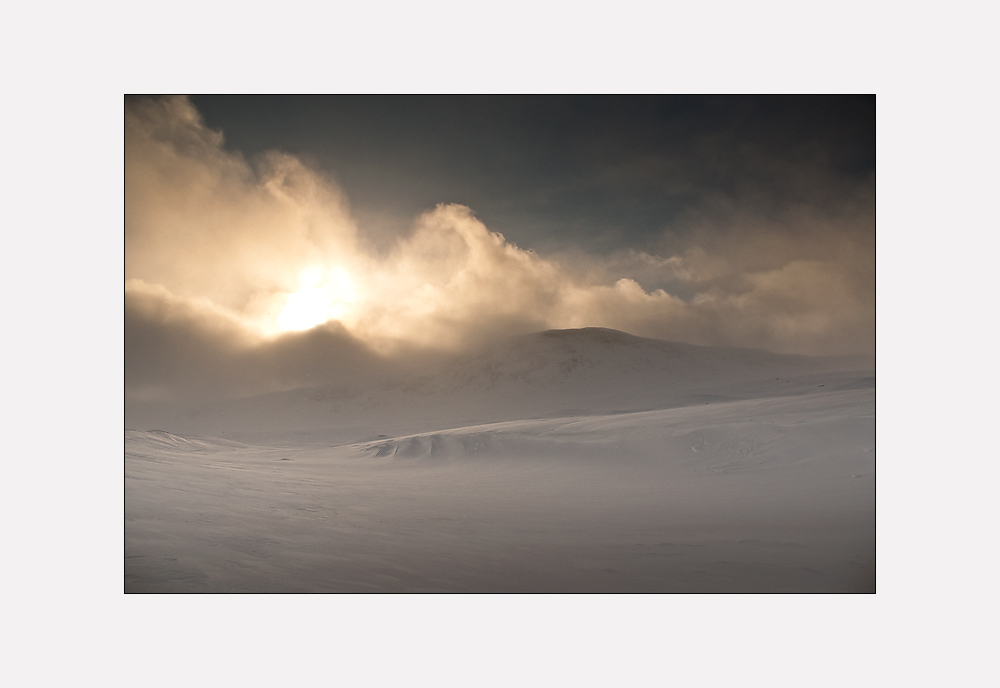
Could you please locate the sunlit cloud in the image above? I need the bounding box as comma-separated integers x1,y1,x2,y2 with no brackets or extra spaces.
125,95,874,373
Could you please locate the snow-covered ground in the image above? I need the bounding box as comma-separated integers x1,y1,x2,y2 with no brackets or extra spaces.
125,328,875,592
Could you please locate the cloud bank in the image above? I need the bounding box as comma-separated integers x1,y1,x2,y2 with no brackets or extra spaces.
125,96,873,399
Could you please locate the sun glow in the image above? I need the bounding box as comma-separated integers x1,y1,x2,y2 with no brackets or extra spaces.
277,267,356,332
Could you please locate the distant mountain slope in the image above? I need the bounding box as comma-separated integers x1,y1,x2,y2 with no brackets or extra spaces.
125,327,875,443
421,328,830,391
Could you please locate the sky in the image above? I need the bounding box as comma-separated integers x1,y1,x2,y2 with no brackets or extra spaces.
125,95,874,401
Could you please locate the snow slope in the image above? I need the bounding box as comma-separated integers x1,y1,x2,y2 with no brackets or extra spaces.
124,328,875,593
126,327,874,444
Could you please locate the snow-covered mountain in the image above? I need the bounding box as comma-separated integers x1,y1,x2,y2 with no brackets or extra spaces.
125,327,874,444
125,327,876,593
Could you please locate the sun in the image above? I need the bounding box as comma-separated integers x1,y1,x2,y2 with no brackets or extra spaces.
277,267,356,332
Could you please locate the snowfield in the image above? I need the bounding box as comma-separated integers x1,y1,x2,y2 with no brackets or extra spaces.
125,328,875,592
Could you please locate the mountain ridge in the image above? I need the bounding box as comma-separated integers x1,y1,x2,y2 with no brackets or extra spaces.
125,327,875,443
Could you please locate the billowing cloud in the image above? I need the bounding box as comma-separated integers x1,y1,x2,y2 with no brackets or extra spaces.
125,96,874,399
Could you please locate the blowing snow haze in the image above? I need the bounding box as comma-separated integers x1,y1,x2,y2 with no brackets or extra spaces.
125,95,874,404
125,95,876,593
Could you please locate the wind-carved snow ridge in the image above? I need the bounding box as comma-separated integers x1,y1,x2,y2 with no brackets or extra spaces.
364,431,505,459
125,429,250,454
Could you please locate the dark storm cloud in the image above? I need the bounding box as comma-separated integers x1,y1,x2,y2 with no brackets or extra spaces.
189,95,874,253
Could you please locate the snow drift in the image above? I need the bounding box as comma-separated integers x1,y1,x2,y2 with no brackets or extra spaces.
125,328,875,592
